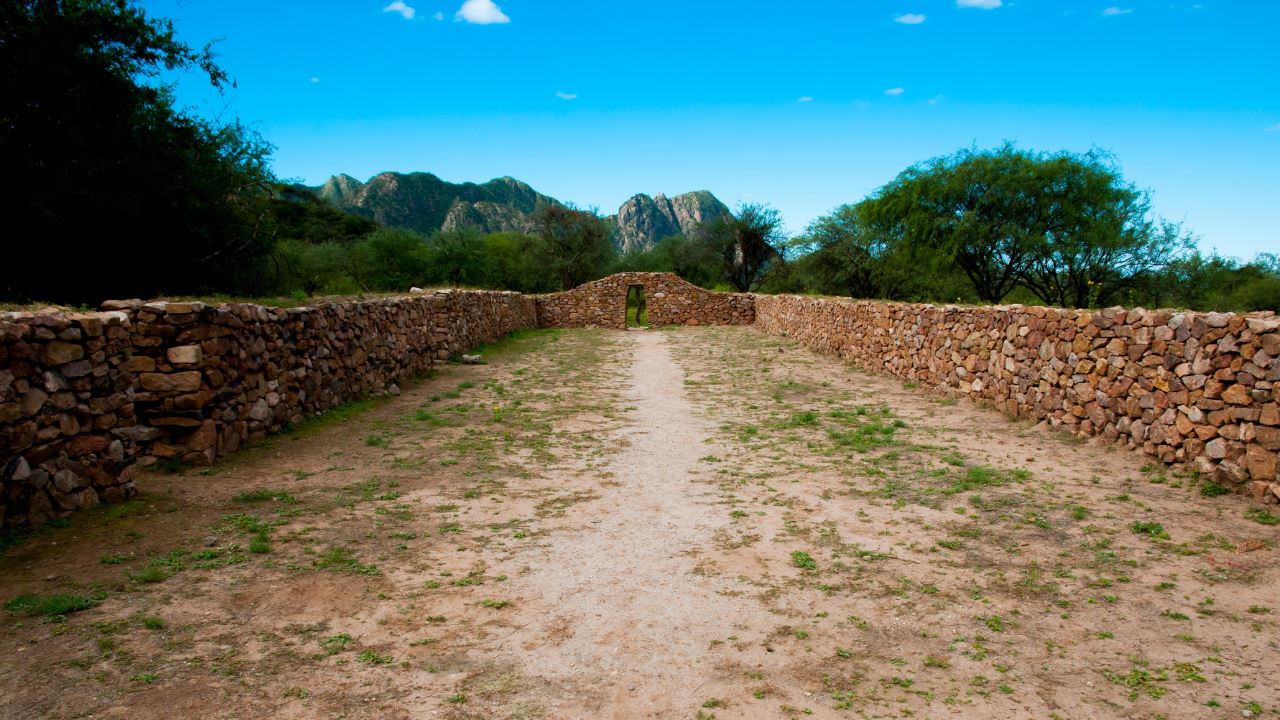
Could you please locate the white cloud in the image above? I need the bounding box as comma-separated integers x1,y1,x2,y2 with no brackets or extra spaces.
455,0,509,24
383,1,415,20
884,87,905,96
927,94,945,105
310,76,320,84
433,10,444,20
555,91,578,100
797,96,814,103
895,13,926,24
1267,123,1280,132
957,0,1001,8
1102,6,1133,15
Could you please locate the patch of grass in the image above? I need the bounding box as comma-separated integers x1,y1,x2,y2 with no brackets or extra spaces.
784,411,819,427
314,547,380,576
357,650,393,665
286,397,382,438
4,592,104,620
946,466,1030,495
1199,481,1231,497
364,434,390,448
1130,521,1170,539
1245,507,1280,526
791,551,817,571
481,599,510,609
141,616,165,630
320,633,352,656
1102,665,1168,700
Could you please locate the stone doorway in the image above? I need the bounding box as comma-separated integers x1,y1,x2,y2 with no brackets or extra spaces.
626,285,648,327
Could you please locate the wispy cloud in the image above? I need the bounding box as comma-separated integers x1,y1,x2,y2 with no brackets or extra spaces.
957,0,1001,8
884,87,905,96
309,76,320,84
383,1,415,20
455,0,509,24
432,10,444,20
927,94,945,105
894,13,926,24
1102,6,1134,15
555,91,578,101
797,96,814,103
1266,123,1280,133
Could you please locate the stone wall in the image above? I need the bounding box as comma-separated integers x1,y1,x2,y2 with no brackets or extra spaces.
754,295,1280,503
1,290,536,529
536,272,755,329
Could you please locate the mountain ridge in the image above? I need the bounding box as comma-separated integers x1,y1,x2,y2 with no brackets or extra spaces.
303,171,731,252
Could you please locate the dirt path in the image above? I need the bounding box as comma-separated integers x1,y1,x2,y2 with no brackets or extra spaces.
1,326,1277,720
489,330,753,717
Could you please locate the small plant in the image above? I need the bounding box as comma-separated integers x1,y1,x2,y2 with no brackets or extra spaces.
320,633,352,656
981,615,1007,633
1130,521,1169,539
481,599,510,609
357,650,393,665
364,435,389,448
791,551,817,571
1199,481,1230,497
141,616,165,630
446,693,467,704
131,673,157,684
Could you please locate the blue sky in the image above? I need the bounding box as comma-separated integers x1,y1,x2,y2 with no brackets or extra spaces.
142,0,1279,259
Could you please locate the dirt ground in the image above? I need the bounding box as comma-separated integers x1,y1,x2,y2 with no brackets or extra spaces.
1,326,1277,720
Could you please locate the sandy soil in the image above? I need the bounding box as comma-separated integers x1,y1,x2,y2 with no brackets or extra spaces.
1,326,1277,720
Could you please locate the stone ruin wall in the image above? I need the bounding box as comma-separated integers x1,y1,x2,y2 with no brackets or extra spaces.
753,295,1280,504
536,272,755,329
1,291,536,529
6,274,1279,528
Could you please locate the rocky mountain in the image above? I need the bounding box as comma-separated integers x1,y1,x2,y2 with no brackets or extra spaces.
614,191,731,254
312,172,560,236
307,172,731,252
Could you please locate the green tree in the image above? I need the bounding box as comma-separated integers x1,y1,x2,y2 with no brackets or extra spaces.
860,145,1048,303
1,0,276,303
535,206,615,290
1014,153,1193,308
423,228,488,287
349,228,431,291
796,203,911,299
699,204,786,292
861,144,1191,307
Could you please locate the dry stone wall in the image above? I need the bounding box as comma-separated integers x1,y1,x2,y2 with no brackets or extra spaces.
754,295,1280,503
7,273,1276,528
536,272,755,328
1,290,536,529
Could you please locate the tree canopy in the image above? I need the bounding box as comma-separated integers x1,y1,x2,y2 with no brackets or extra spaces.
859,144,1193,305
1,0,275,303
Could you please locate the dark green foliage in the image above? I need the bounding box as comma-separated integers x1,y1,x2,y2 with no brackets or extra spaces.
5,592,104,619
698,204,786,292
611,234,724,289
1,0,276,303
858,144,1195,305
535,205,615,290
789,203,913,299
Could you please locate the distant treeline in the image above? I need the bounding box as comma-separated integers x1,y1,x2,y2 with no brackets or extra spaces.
2,0,1276,312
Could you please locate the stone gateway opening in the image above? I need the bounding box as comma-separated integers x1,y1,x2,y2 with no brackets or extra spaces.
626,284,647,327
